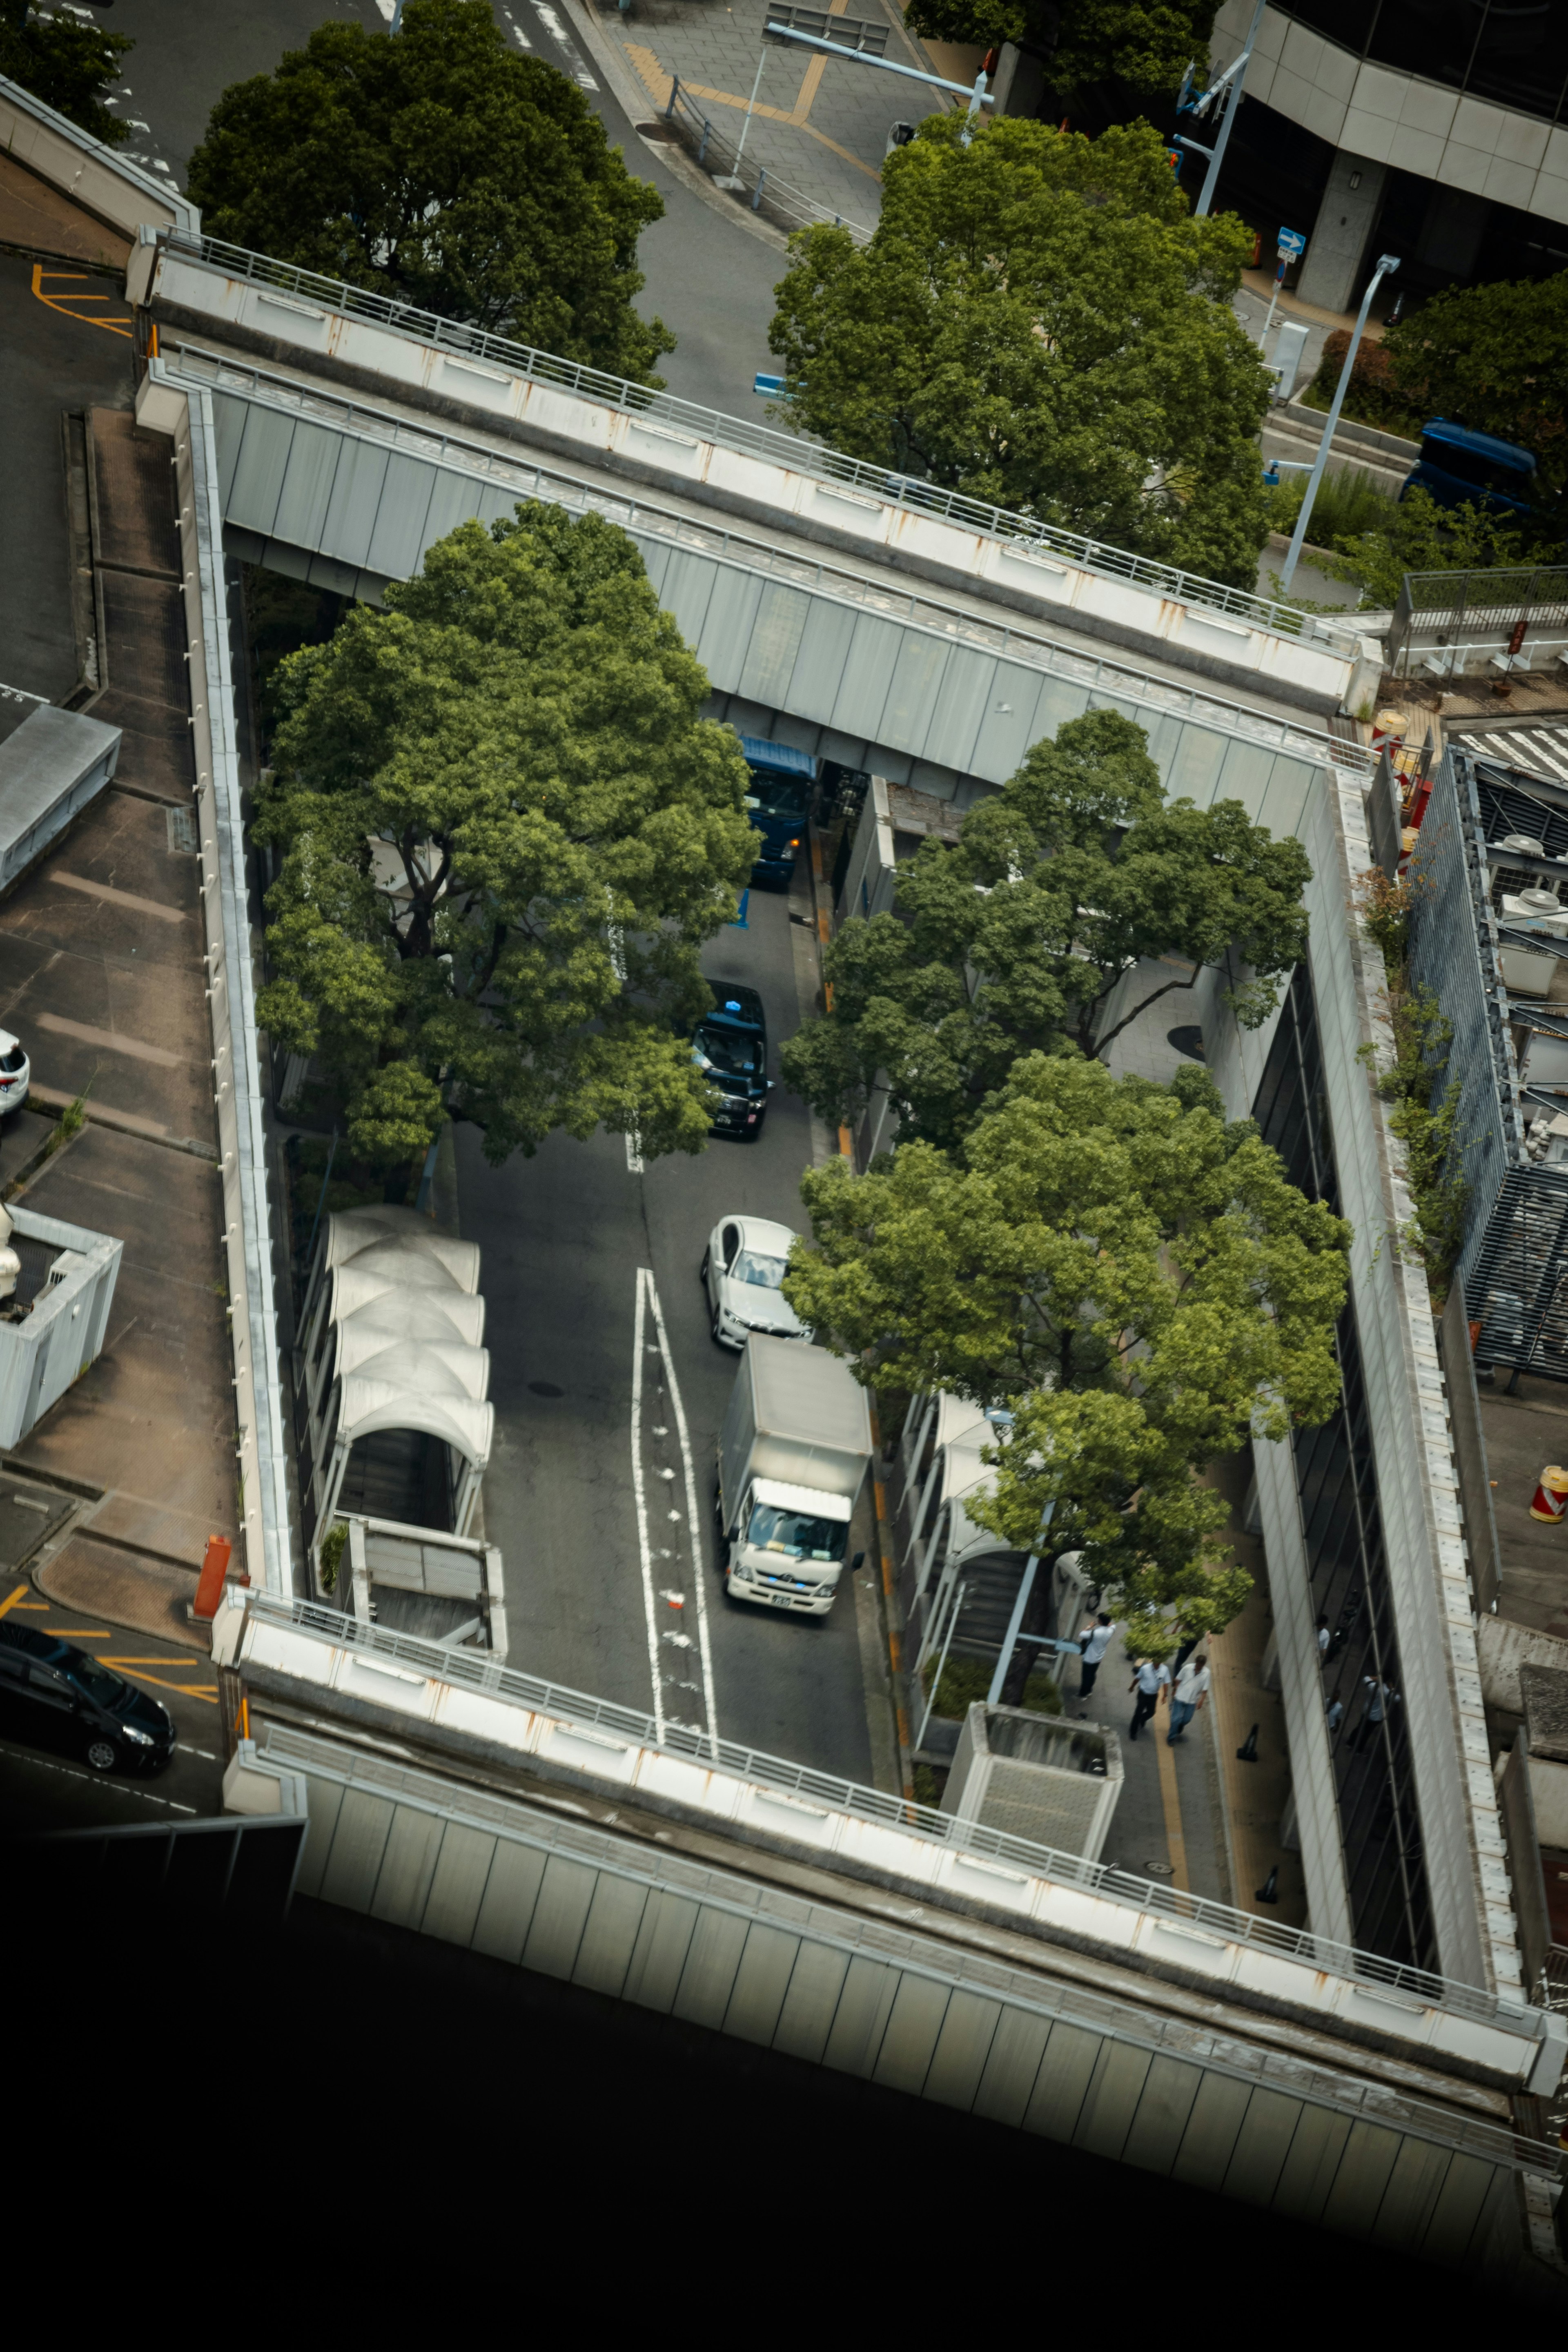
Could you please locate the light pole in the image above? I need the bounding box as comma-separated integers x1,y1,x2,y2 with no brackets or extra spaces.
1279,253,1400,592
1173,0,1267,218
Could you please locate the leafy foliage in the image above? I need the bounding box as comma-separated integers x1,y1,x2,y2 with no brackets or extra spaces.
784,1054,1348,1646
768,116,1274,588
255,503,756,1169
186,0,672,382
1354,873,1468,1296
902,0,1217,100
0,2,130,145
781,709,1310,1152
1384,272,1568,508
1319,484,1526,610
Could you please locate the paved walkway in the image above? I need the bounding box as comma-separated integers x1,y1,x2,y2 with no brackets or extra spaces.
604,0,959,233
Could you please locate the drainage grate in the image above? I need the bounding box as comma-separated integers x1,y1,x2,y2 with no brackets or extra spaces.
166,805,198,855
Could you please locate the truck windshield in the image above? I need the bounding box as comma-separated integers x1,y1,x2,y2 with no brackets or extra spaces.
748,1502,847,1562
1420,437,1534,494
694,1022,762,1079
732,1249,787,1289
747,775,811,822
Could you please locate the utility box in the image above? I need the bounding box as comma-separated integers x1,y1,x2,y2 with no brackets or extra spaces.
942,1703,1123,1862
0,1204,122,1448
0,704,121,894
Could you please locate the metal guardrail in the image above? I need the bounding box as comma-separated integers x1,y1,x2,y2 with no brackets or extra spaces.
158,230,1359,655
660,76,873,245
168,347,1371,780
1390,563,1568,675
248,1590,1544,2036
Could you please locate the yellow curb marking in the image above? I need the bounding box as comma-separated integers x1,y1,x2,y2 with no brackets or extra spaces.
1151,1701,1191,1891
623,43,882,183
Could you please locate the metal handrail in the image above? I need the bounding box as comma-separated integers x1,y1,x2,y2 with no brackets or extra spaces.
248,1590,1542,2035
158,229,1360,654
164,347,1371,779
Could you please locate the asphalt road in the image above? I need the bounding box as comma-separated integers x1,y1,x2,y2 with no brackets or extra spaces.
457,874,877,1783
80,0,783,415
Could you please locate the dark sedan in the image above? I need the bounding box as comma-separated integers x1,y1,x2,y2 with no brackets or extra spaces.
0,1621,176,1774
692,983,772,1141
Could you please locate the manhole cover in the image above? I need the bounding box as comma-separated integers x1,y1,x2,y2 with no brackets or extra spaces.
529,1381,564,1398
1143,1861,1175,1877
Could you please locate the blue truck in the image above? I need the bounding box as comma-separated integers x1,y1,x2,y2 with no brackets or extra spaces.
1403,421,1539,523
738,734,817,886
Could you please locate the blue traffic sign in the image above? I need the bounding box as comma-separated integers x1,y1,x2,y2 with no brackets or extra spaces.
1276,225,1307,259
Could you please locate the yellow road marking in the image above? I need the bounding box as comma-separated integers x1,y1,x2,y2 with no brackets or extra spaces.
30,263,133,339
623,45,880,181
0,1582,31,1619
101,1664,220,1703
1152,1702,1190,1891
45,1629,111,1637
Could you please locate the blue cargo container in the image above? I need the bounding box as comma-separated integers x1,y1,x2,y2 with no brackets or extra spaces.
738,733,816,886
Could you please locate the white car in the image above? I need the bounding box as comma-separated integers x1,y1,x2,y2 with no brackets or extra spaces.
702,1214,809,1349
0,1031,30,1114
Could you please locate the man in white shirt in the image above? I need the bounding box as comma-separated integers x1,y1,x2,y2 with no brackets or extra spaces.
1077,1613,1116,1715
1127,1655,1171,1741
1167,1652,1211,1744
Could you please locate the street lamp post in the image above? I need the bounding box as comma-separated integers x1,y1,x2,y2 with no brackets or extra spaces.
1173,0,1267,218
1279,253,1400,592
763,23,995,143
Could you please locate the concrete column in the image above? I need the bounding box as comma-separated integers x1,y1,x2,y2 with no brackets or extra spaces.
991,41,1048,119
1296,151,1388,314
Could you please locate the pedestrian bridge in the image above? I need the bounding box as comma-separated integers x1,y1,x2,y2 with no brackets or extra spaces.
134,230,1377,828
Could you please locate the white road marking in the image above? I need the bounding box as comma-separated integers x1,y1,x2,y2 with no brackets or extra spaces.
531,2,599,87
502,8,534,46
630,1270,666,1744
641,1267,719,1744
0,1749,196,1811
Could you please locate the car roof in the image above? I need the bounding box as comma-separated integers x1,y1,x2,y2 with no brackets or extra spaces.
1421,418,1537,472
731,1215,798,1254
704,984,765,1030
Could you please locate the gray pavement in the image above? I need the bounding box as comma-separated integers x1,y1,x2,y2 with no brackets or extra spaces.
457,875,876,1781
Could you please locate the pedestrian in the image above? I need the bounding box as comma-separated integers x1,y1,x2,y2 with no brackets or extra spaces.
1325,1695,1345,1734
1166,1650,1210,1743
1352,1675,1396,1751
1316,1613,1331,1660
1127,1655,1170,1741
1076,1613,1116,1715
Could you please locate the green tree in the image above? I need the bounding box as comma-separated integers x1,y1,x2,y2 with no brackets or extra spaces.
1320,483,1526,610
784,1054,1348,1653
255,503,756,1170
768,115,1272,586
0,2,130,145
1385,271,1568,511
185,0,672,383
904,0,1216,100
781,709,1310,1154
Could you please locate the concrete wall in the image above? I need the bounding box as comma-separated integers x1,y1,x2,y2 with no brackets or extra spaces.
0,75,197,242
252,1711,1546,2272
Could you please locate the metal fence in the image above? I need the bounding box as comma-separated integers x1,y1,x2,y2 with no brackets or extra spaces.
170,347,1371,781
245,1590,1544,2033
659,75,873,245
1389,564,1568,677
158,230,1358,653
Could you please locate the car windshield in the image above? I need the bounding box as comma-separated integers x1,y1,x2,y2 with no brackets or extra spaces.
694,1022,762,1079
747,775,811,821
747,1503,846,1562
64,1655,132,1709
732,1249,788,1290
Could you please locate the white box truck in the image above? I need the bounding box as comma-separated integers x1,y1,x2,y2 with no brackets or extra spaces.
717,1334,873,1617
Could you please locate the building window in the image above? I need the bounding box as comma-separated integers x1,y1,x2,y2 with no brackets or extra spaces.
1252,967,1438,1971
1275,3,1568,128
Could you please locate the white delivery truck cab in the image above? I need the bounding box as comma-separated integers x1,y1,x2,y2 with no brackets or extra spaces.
717,1334,873,1617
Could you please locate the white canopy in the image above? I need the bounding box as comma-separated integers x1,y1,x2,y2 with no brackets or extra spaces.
320,1206,479,1293
336,1328,490,1400
339,1371,494,1468
333,1239,480,1299
328,1264,486,1345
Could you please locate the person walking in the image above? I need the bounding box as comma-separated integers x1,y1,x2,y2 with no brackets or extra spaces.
1166,1650,1211,1743
1128,1655,1170,1741
1077,1613,1116,1715
1352,1675,1397,1752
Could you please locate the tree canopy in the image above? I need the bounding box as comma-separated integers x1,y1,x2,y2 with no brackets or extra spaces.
1384,271,1568,513
767,115,1273,587
904,0,1217,102
1318,483,1528,611
780,709,1310,1154
0,2,130,145
186,0,672,383
784,1054,1348,1653
255,503,756,1169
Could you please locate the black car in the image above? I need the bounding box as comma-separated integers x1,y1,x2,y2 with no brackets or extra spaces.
692,984,771,1141
0,1621,176,1774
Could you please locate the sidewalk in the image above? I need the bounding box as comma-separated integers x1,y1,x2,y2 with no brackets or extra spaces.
599,0,956,233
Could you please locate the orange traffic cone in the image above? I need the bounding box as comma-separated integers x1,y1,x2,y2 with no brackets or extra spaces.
1529,1466,1568,1523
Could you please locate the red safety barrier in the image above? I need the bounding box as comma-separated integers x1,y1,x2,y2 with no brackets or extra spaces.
192,1533,234,1619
